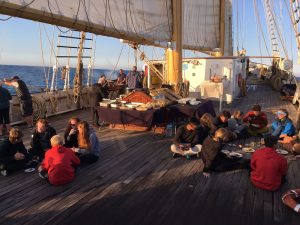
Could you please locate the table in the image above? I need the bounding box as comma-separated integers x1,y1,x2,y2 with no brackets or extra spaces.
168,100,216,120
96,107,169,127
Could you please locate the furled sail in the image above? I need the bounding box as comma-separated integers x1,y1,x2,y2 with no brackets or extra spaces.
0,0,232,54
183,0,232,55
0,0,172,46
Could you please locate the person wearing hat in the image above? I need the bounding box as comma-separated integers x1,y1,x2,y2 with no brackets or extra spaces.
4,76,34,128
270,109,295,138
0,80,12,136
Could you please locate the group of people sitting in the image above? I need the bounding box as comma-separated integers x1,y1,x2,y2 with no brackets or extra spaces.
170,104,298,192
0,118,101,186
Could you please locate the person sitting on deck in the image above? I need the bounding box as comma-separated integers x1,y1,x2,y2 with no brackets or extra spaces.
214,110,231,129
243,104,268,136
269,109,295,138
200,113,217,135
228,111,248,138
279,131,300,155
250,136,288,191
201,128,249,178
170,118,204,157
72,121,100,164
38,135,80,186
64,117,80,148
0,128,31,176
29,119,56,161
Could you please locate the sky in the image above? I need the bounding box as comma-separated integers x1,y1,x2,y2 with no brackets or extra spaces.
0,0,299,73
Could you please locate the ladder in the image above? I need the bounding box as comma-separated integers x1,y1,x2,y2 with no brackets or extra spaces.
263,0,280,58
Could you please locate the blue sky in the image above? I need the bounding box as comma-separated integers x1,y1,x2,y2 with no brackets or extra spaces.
0,0,299,73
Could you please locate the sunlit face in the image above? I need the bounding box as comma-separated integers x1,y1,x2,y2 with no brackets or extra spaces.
220,115,228,123
132,66,137,72
253,111,260,116
187,123,197,131
37,122,46,133
277,113,286,120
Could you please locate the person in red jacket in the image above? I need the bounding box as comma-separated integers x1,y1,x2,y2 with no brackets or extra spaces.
38,135,80,186
250,136,288,191
243,104,268,136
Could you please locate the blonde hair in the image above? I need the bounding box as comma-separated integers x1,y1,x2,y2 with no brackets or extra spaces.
200,113,217,132
9,128,23,143
233,110,243,119
50,135,63,147
214,128,227,141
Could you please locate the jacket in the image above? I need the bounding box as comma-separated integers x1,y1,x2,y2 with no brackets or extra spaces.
271,118,295,136
200,135,222,172
41,145,80,186
0,86,12,109
0,138,28,164
251,147,287,191
243,111,268,130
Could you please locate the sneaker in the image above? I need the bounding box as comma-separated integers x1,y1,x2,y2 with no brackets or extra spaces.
1,170,8,177
39,170,48,179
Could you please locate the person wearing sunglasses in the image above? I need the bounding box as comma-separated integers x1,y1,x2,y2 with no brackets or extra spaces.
64,117,80,148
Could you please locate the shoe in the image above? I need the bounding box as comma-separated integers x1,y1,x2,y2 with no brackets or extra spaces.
172,152,181,158
1,170,8,177
39,170,48,179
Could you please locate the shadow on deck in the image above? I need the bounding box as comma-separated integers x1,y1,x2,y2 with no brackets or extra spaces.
0,84,300,225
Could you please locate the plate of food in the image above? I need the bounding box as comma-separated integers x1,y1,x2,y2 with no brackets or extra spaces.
229,152,243,158
242,147,255,153
221,149,230,154
276,149,289,155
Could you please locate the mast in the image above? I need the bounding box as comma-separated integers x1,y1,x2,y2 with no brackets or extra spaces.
220,0,226,56
166,0,183,90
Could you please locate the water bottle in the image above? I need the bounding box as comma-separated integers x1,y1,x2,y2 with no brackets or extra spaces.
166,123,173,137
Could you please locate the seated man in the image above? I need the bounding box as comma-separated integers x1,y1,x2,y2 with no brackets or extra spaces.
0,128,30,176
243,104,268,136
250,136,288,191
39,135,80,186
228,110,248,138
170,118,203,157
270,109,295,138
30,119,56,160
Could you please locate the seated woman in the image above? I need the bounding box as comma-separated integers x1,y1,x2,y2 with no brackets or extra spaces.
0,128,30,176
64,117,80,148
228,111,248,138
39,135,80,186
243,104,268,136
30,119,56,161
201,128,249,178
270,109,295,138
73,121,100,163
200,113,217,134
170,118,205,157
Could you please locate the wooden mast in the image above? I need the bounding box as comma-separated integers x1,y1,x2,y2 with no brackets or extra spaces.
220,0,226,56
166,0,183,89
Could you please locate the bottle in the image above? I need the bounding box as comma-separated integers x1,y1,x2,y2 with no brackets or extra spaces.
166,123,173,137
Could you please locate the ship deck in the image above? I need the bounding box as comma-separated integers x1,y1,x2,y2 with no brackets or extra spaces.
0,83,300,225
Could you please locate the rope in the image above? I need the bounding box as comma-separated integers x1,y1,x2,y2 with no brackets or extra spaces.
38,23,49,93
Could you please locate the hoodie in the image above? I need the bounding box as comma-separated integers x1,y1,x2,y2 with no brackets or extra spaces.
250,147,287,191
41,145,80,186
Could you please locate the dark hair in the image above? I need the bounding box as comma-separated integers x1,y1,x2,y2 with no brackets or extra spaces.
189,117,199,126
64,117,81,139
264,136,278,148
220,110,231,118
252,104,261,111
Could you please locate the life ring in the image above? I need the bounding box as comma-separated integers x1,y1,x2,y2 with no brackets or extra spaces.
282,189,300,213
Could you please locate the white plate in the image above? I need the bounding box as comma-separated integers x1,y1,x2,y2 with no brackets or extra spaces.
24,168,35,173
242,147,255,153
229,152,243,158
276,149,289,155
221,150,230,154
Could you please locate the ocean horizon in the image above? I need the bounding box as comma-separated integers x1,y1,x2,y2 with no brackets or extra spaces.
0,64,128,94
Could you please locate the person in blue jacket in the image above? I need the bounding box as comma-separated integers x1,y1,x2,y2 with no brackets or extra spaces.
271,109,295,138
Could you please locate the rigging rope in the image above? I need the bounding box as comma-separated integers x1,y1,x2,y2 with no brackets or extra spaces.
38,23,49,93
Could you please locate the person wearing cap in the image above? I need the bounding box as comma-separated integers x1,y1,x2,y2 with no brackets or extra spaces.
4,76,34,128
270,109,295,138
170,118,204,157
0,81,12,136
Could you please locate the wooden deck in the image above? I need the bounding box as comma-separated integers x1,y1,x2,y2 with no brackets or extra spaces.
1,84,300,225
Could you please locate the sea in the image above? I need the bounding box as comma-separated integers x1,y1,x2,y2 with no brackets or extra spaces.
0,64,127,94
